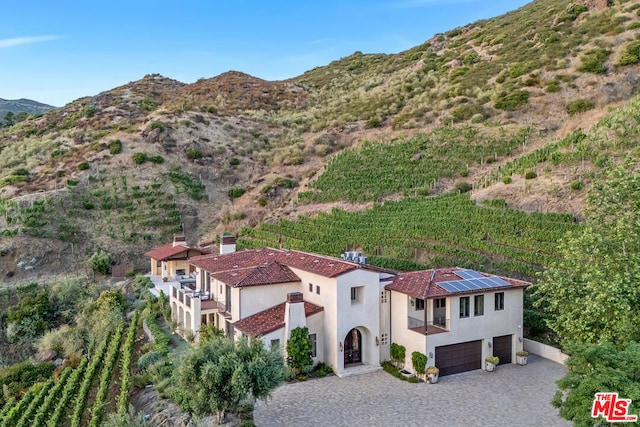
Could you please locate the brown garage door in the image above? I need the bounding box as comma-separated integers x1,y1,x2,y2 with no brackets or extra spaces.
435,340,482,376
492,335,512,365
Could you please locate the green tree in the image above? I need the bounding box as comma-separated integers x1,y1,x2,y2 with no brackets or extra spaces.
87,250,112,275
286,326,313,373
174,336,286,424
533,162,640,345
552,341,640,426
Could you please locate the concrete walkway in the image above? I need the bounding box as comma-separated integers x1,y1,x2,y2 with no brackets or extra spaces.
254,355,571,427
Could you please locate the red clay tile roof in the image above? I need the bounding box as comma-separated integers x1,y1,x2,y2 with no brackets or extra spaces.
385,268,530,298
233,300,324,338
145,243,208,261
211,262,300,288
189,248,379,281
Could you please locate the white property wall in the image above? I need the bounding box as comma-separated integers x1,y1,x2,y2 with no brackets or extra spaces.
524,338,568,365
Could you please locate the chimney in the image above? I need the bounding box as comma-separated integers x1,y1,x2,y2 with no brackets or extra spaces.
220,235,236,254
172,234,187,247
284,292,306,340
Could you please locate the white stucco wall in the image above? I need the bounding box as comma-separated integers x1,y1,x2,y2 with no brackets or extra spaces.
240,282,301,318
390,288,524,371
425,289,524,367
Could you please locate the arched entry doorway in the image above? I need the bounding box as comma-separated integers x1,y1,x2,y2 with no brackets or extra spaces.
344,328,362,365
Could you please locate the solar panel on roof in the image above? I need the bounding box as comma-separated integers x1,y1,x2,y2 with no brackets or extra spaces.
437,275,511,293
455,269,484,280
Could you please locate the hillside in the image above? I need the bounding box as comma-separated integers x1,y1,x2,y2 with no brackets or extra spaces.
2,0,640,284
0,97,56,116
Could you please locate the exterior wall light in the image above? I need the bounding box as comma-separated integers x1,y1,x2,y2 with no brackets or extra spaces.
375,336,379,346
339,342,343,352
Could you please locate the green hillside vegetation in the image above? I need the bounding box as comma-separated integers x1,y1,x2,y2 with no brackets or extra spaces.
240,192,576,279
299,125,529,203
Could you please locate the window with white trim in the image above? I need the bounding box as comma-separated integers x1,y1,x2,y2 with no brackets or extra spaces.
495,292,505,311
459,296,470,318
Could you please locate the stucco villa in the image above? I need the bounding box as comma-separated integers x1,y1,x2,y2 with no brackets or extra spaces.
149,236,529,378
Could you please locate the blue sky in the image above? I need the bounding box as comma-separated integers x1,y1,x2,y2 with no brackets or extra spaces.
0,1,531,107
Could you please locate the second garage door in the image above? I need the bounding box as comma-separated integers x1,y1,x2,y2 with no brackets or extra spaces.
492,335,512,365
435,340,482,376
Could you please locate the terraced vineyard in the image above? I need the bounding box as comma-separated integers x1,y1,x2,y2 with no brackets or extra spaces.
481,96,640,188
0,169,193,245
299,126,530,203
240,193,578,278
0,312,140,427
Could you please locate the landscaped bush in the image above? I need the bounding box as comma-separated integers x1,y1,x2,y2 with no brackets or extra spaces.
390,343,406,369
567,99,595,116
411,351,427,376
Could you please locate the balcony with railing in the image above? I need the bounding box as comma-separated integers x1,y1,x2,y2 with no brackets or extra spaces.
408,315,449,335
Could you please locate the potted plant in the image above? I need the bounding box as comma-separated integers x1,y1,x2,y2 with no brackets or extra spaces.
485,356,500,372
516,350,529,365
426,366,439,384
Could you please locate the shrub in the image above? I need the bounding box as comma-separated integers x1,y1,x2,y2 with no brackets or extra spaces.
229,157,240,166
494,90,529,111
227,187,246,198
365,117,382,128
78,162,90,170
567,99,595,116
138,99,157,111
618,41,640,66
577,48,610,74
109,140,122,155
149,155,164,164
257,197,267,207
503,176,513,184
87,250,112,275
455,181,472,193
411,351,427,375
525,171,537,180
546,81,561,93
132,152,148,165
570,180,584,190
286,327,313,373
83,106,96,118
148,122,165,131
390,343,406,368
185,148,202,160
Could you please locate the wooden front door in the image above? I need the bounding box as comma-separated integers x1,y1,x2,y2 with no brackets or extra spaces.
344,328,362,365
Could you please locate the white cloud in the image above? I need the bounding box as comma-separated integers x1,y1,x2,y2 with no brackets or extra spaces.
0,36,63,48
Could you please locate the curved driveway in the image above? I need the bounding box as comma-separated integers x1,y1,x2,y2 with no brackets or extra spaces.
254,355,571,427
